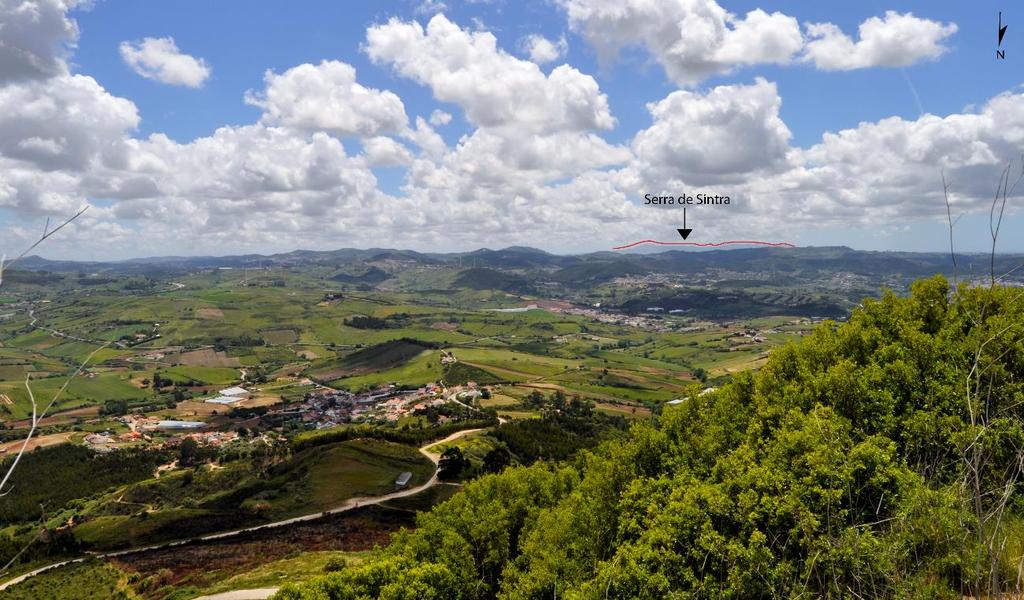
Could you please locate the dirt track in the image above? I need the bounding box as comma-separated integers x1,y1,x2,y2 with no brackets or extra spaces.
0,427,485,592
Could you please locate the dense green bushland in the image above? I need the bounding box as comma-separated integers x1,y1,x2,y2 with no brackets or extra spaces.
442,362,505,386
276,277,1024,598
0,445,167,574
0,444,168,524
493,391,627,463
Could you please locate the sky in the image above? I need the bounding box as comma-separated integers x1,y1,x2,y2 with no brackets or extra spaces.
1,0,1023,260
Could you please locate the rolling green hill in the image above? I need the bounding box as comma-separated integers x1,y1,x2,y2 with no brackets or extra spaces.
452,268,535,293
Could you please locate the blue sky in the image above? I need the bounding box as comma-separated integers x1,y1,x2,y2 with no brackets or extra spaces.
69,1,1011,144
0,0,1022,258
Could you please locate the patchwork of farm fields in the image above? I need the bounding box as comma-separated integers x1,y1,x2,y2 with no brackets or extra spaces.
0,278,810,421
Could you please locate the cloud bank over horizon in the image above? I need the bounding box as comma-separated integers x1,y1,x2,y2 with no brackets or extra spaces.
0,0,1019,260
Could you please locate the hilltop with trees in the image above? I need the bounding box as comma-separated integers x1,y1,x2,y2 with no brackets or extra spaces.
277,276,1024,598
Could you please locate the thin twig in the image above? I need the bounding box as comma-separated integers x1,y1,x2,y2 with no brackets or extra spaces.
0,343,109,496
942,170,959,285
0,206,87,286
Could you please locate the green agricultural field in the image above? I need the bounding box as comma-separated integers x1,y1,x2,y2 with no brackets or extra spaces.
252,345,300,366
702,349,773,376
545,369,681,403
262,328,299,344
442,362,504,385
425,431,501,469
0,270,807,431
0,366,25,380
329,351,441,390
334,323,471,346
479,393,520,409
185,550,369,598
161,365,241,385
308,338,447,389
453,347,577,378
0,371,148,420
580,348,691,374
299,439,434,509
494,409,539,420
7,328,64,351
0,346,64,366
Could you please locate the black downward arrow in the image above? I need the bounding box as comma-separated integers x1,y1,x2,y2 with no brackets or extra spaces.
677,207,693,240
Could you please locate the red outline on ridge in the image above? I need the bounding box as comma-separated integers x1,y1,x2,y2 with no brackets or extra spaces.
612,240,796,250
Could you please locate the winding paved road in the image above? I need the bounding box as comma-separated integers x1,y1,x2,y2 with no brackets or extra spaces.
194,588,278,600
0,427,485,592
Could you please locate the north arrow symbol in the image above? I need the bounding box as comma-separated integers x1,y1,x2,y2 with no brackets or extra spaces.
677,207,692,240
1000,12,1008,46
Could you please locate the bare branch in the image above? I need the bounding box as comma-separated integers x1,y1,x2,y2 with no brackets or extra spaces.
990,160,1022,286
0,206,88,286
0,343,108,497
0,207,96,502
942,170,958,285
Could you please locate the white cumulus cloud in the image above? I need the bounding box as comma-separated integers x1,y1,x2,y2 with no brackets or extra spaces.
559,0,957,86
0,0,79,83
367,13,629,220
522,34,568,64
1,6,1018,259
632,78,793,187
119,36,211,88
428,109,452,126
0,74,138,172
362,136,413,166
365,14,614,132
559,0,803,86
803,11,957,70
245,60,407,138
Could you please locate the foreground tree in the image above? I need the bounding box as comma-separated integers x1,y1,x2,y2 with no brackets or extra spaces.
438,447,467,480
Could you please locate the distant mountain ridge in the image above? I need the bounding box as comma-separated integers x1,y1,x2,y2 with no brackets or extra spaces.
10,244,1024,324
11,245,1023,287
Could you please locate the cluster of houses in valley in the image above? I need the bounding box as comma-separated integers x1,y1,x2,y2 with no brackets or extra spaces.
273,380,484,430
542,302,680,331
83,430,146,453
76,376,488,455
159,429,239,448
83,413,241,452
732,328,773,344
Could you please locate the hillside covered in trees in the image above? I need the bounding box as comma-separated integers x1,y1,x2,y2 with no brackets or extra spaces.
276,276,1024,598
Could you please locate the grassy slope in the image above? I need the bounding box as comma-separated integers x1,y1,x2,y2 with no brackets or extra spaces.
0,372,148,420
72,439,433,551
183,550,368,598
0,559,136,600
301,439,434,508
